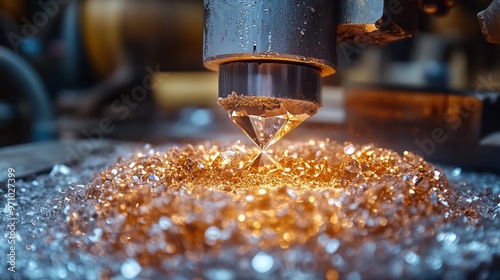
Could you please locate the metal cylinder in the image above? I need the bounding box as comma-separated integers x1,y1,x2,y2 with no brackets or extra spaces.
203,0,337,77
219,61,321,103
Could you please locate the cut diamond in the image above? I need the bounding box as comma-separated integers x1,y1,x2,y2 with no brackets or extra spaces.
229,103,310,150
227,99,312,172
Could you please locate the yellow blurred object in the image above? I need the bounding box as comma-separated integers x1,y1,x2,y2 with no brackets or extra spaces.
81,0,203,78
81,0,124,77
153,72,218,110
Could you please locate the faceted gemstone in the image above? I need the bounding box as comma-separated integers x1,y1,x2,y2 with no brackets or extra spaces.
229,103,310,150
228,101,311,172
211,149,238,166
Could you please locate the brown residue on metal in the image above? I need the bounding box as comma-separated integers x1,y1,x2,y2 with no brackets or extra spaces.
218,92,320,116
478,0,500,44
338,23,410,44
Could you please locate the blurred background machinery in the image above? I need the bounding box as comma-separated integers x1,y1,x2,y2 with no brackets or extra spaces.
0,0,499,173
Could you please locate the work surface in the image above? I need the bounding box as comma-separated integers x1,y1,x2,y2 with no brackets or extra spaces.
1,141,499,280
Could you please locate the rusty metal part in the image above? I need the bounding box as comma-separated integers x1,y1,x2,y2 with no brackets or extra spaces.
338,0,419,44
478,0,500,44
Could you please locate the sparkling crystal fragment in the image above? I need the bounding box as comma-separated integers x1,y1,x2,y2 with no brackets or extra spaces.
344,143,355,155
204,268,235,280
212,149,239,166
120,258,142,279
50,164,72,176
205,226,222,243
158,216,172,230
14,138,499,279
251,251,274,273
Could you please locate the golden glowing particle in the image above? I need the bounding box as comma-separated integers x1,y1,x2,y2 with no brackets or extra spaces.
283,232,293,242
326,269,339,280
